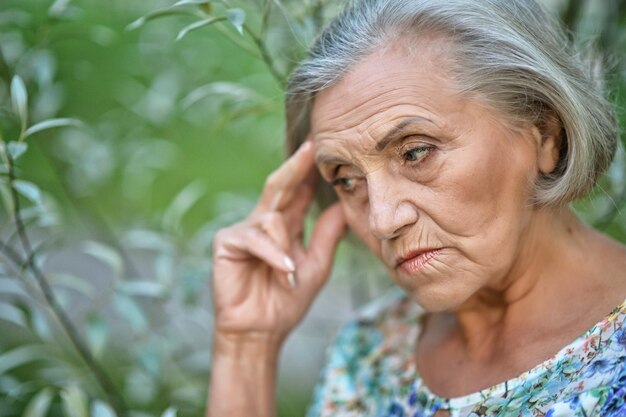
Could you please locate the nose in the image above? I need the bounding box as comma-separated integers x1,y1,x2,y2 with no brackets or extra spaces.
367,170,419,240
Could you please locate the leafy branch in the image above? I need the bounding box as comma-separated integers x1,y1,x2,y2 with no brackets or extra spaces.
243,22,286,87
0,76,129,417
127,0,288,87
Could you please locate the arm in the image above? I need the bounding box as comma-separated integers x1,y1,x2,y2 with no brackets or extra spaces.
207,334,281,417
206,141,347,417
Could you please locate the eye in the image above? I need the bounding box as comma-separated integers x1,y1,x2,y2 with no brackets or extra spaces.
403,145,432,162
331,177,358,193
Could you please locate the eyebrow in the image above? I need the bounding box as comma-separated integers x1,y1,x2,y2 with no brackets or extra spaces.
314,116,436,166
375,116,436,151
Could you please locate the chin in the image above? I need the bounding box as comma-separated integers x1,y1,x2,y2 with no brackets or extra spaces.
409,291,465,312
399,278,477,313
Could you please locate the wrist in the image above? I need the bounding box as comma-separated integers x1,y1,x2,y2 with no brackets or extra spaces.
213,331,283,373
213,331,284,362
208,332,281,417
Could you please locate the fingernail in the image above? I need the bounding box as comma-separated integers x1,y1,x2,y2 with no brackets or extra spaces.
288,272,297,289
284,256,296,272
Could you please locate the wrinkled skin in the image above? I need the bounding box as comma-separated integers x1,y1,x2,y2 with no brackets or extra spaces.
207,36,626,416
311,38,560,312
310,38,626,400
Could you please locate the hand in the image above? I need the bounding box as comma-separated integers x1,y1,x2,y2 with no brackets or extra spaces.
211,141,347,343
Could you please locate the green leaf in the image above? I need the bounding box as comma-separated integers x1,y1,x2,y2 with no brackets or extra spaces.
155,254,174,284
61,384,88,417
123,230,172,252
7,141,28,160
50,272,95,298
161,407,177,417
24,118,82,138
0,375,20,396
23,388,55,417
113,294,147,331
116,281,165,298
137,343,160,376
181,81,267,110
226,8,246,35
0,278,28,297
13,180,42,205
91,400,117,417
0,345,50,376
172,0,210,6
10,75,28,125
82,241,124,278
49,0,71,17
17,205,43,223
176,17,225,41
86,313,108,358
0,302,27,327
30,309,53,341
162,181,204,233
126,6,201,31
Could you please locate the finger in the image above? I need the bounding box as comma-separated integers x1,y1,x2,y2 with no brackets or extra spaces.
301,203,348,288
256,140,315,212
256,213,300,288
282,170,318,241
217,227,296,289
257,211,292,253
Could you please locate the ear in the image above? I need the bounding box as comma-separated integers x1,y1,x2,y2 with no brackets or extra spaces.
535,112,563,174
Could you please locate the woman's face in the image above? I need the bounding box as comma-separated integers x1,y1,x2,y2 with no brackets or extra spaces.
310,41,558,311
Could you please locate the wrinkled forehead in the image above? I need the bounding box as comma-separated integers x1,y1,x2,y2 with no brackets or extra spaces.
309,40,461,147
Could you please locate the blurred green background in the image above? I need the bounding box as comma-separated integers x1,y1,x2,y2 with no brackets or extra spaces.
2,0,288,234
0,0,624,416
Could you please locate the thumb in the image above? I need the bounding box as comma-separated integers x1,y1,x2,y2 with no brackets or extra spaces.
303,203,348,286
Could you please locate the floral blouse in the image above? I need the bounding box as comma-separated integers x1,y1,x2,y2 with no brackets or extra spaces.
307,288,626,417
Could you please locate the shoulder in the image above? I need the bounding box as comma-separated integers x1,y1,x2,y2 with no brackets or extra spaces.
583,227,626,299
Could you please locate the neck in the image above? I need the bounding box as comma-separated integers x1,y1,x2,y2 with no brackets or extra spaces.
451,206,585,360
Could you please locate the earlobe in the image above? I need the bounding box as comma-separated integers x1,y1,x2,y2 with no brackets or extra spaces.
536,113,563,175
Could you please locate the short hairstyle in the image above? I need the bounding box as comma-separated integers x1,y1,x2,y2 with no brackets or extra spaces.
285,0,619,206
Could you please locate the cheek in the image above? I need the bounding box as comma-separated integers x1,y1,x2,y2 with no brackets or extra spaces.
341,199,383,258
425,139,538,280
473,143,535,223
435,139,536,237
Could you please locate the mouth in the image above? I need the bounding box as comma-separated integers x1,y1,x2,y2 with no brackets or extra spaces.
395,248,441,273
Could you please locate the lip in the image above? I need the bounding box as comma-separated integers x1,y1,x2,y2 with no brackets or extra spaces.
395,248,441,273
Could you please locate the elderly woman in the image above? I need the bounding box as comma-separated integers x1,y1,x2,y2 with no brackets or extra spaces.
207,0,626,416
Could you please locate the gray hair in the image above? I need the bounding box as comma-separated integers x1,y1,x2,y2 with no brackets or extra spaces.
286,0,619,206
